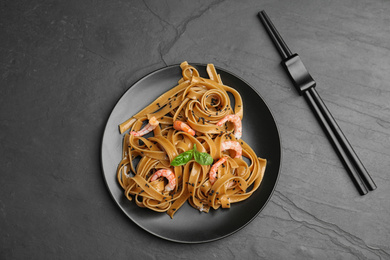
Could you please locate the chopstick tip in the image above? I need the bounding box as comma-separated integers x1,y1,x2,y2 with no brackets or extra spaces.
258,10,266,16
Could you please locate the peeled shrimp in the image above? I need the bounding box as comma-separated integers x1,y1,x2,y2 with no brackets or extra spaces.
216,114,242,139
209,157,227,185
221,141,242,158
130,117,159,137
173,120,195,136
150,168,176,191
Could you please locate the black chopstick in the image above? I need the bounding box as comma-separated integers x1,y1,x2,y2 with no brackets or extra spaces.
258,10,292,59
303,90,368,195
308,87,376,191
258,10,376,194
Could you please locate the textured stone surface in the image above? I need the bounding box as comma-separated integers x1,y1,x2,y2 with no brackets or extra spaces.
1,0,389,259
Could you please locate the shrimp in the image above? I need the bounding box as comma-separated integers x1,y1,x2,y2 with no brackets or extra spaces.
173,120,195,136
150,168,176,191
216,114,242,139
209,157,227,185
130,117,159,137
221,141,242,158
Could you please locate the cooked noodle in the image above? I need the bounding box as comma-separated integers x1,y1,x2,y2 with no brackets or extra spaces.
117,62,266,218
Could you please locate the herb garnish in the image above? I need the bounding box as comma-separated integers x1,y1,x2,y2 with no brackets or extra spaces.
170,144,213,166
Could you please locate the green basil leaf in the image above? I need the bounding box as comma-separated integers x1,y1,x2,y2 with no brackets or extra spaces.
193,144,214,165
170,150,193,166
194,151,214,165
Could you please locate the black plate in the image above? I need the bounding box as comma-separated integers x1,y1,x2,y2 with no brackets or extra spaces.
101,64,281,243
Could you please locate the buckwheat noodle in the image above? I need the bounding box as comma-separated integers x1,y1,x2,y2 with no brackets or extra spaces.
117,62,266,218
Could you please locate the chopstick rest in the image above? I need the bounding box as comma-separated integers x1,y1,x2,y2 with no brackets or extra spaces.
258,10,376,195
282,54,316,95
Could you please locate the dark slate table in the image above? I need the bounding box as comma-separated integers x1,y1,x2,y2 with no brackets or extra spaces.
1,0,389,259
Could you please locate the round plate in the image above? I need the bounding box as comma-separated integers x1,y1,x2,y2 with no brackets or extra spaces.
101,64,281,243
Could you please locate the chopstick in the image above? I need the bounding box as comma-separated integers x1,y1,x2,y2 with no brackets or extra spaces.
258,10,292,59
258,10,376,195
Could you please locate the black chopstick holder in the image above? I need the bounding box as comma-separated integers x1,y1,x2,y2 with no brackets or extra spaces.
258,10,376,195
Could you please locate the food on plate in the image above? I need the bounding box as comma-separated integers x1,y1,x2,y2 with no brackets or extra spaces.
116,61,266,218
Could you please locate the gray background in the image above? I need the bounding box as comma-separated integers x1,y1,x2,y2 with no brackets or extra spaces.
1,0,389,259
